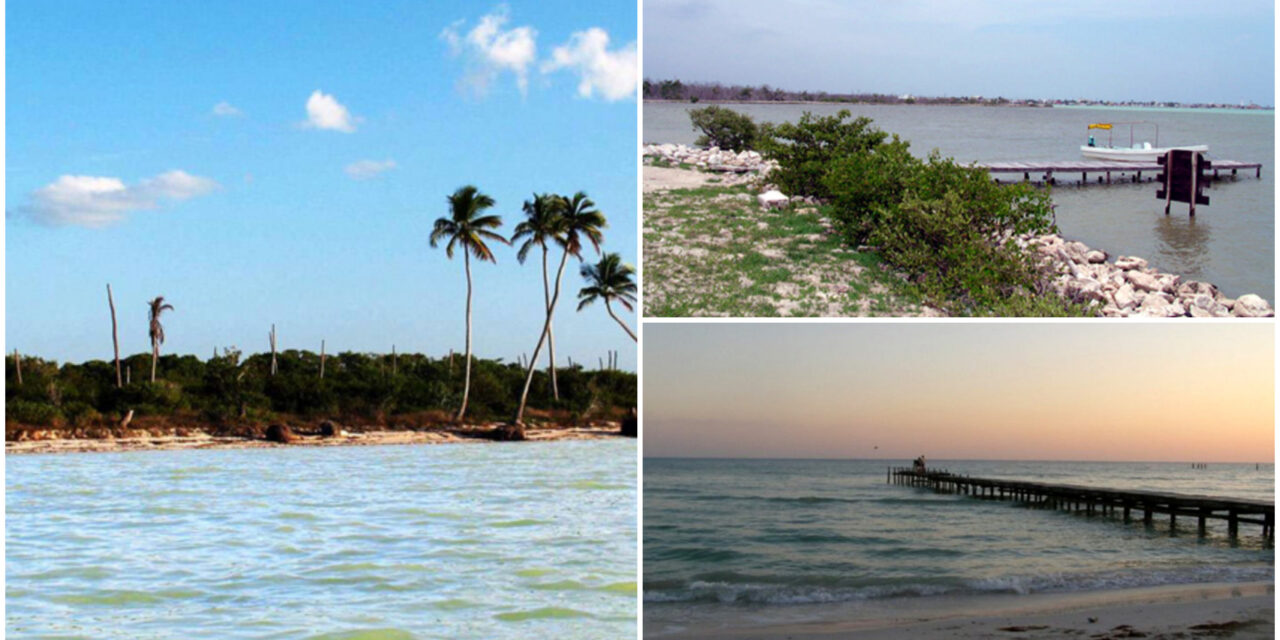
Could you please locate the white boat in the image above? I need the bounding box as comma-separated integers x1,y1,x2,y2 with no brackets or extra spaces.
1080,122,1207,163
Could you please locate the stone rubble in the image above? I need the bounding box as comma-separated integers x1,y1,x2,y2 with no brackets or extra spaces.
1020,233,1274,318
643,143,776,175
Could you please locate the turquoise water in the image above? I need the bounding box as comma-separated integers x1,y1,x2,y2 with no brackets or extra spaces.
644,458,1273,633
645,102,1274,299
7,440,637,639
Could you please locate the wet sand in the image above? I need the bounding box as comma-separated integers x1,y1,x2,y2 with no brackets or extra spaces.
6,425,627,455
649,582,1274,639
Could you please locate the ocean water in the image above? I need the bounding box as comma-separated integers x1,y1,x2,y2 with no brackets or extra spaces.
644,458,1274,634
645,102,1275,299
6,440,637,639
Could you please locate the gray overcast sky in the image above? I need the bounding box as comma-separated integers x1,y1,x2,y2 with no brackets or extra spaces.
644,0,1275,105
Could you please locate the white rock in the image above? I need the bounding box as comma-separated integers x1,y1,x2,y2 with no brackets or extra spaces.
1113,284,1138,310
1125,270,1162,293
1084,250,1107,264
758,190,789,210
1232,294,1274,317
1114,256,1149,271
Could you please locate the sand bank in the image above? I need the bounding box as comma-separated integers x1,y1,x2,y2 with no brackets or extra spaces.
6,424,627,455
648,582,1274,639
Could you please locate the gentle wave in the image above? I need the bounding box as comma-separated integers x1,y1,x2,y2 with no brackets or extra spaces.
644,565,1276,605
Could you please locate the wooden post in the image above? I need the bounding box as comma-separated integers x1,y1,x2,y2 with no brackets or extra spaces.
1228,510,1238,538
12,349,21,386
1163,151,1173,215
108,284,122,388
320,340,326,379
1198,508,1208,537
1189,153,1198,216
270,324,277,376
1170,511,1177,531
1144,505,1153,526
392,345,397,375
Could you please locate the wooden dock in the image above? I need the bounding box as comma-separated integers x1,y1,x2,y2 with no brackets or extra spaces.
889,467,1273,541
977,159,1262,186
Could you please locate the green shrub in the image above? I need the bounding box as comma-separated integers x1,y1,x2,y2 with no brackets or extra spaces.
871,192,1085,316
7,400,62,426
822,136,916,244
757,109,889,197
688,106,759,152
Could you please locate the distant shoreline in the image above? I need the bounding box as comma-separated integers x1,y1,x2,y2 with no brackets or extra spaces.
643,99,1274,112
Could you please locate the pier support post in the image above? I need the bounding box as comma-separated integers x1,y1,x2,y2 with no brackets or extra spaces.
1144,505,1153,526
1228,510,1238,538
1198,508,1208,537
1123,504,1131,523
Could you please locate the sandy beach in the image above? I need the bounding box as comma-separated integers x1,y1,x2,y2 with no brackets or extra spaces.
5,424,628,455
648,582,1274,639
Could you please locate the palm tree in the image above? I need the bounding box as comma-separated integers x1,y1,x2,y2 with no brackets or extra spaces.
578,253,637,342
430,185,507,423
511,193,568,400
513,192,607,426
147,296,175,383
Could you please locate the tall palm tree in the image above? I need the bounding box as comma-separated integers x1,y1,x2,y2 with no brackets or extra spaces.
147,296,175,383
511,193,568,400
430,185,507,423
513,192,607,426
578,253,637,342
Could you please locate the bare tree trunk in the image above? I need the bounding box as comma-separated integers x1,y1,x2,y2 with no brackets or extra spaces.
13,349,21,386
513,248,571,425
392,345,397,375
457,251,474,422
150,341,158,383
542,246,560,401
270,324,277,376
320,340,326,379
126,365,131,385
108,284,122,388
599,357,604,370
605,300,638,342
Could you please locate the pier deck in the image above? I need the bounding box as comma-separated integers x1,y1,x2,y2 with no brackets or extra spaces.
889,467,1273,541
976,159,1262,186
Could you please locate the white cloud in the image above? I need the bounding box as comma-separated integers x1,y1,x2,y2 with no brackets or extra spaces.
345,158,397,180
441,8,538,95
16,170,219,228
212,101,243,117
303,90,359,132
543,28,637,101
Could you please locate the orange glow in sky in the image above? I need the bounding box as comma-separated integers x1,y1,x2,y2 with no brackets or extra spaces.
644,323,1274,462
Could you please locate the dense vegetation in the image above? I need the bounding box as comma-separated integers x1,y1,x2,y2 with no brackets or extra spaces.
753,110,1086,316
5,349,636,430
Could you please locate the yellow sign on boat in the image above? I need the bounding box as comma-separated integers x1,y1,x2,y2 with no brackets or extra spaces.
1088,123,1113,130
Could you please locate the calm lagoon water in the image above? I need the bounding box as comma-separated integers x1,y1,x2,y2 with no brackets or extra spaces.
645,102,1275,299
644,458,1274,635
7,440,637,639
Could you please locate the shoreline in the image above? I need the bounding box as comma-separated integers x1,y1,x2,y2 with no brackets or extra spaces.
646,581,1275,639
5,424,630,455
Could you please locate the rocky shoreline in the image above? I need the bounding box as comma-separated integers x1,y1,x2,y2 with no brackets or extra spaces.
642,143,1274,317
1024,234,1273,317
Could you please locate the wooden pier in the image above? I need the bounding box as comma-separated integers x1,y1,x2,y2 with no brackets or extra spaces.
889,467,1273,541
978,159,1262,186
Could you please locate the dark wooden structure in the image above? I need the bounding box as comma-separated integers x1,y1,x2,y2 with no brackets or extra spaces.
889,467,1273,542
1156,150,1211,215
978,159,1261,187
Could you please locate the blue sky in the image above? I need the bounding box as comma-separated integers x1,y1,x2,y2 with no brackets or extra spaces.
645,0,1275,105
7,1,638,369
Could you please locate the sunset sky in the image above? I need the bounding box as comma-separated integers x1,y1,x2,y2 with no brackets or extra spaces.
644,323,1274,462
